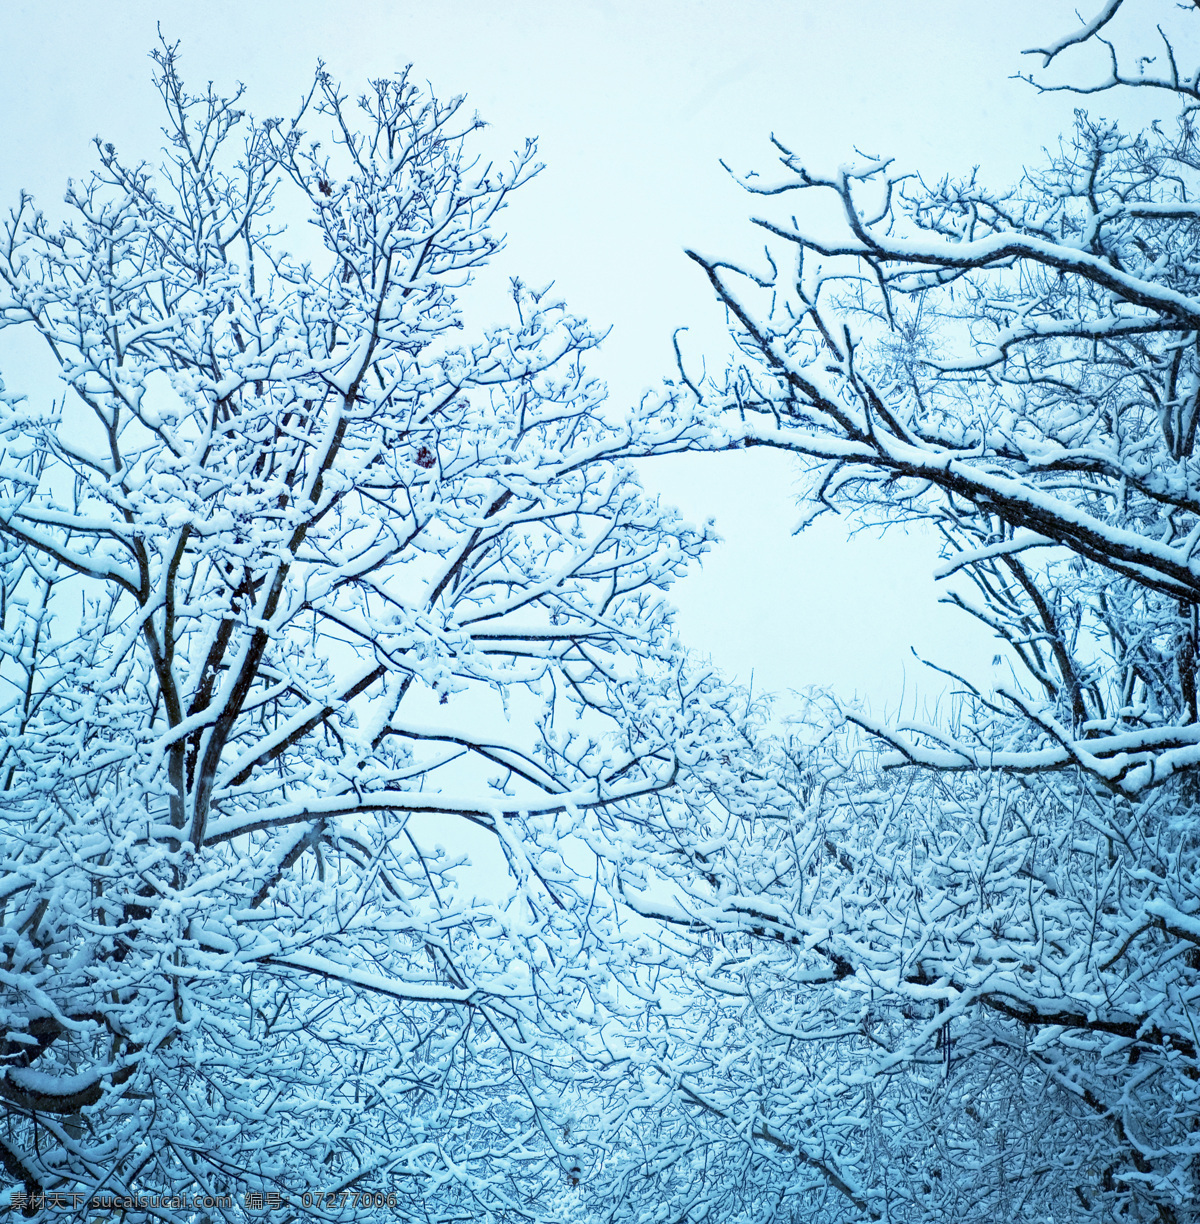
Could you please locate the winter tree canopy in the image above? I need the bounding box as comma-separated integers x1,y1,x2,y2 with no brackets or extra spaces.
6,4,1200,1224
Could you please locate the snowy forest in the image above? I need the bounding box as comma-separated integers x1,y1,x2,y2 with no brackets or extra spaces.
0,0,1197,1220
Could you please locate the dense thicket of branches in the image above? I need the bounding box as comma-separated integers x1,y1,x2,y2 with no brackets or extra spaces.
577,717,1200,1224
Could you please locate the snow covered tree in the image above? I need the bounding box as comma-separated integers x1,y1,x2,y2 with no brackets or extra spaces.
685,1,1200,796
0,44,753,1217
627,2,1200,1220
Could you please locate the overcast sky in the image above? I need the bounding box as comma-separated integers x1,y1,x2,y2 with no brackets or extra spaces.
0,1,1146,713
